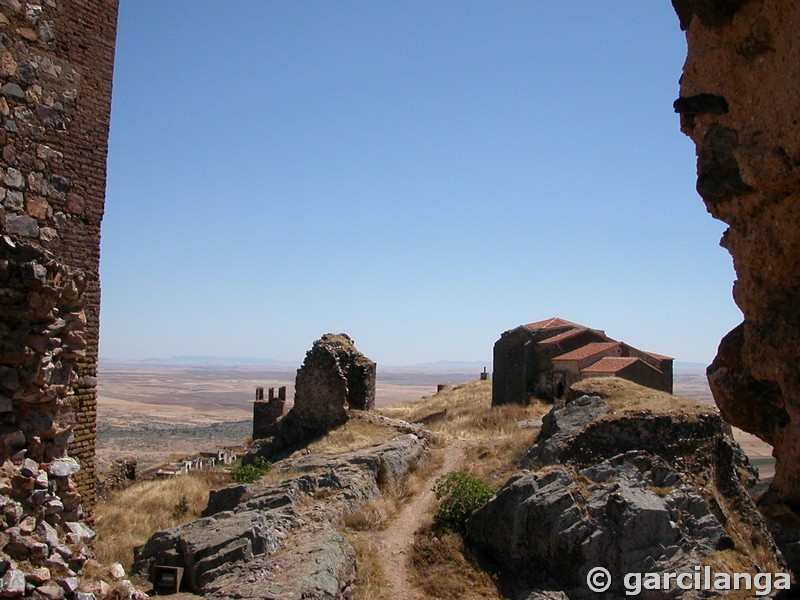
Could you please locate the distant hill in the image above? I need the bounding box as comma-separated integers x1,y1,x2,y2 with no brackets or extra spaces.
100,356,298,367
406,360,491,371
100,356,706,373
100,356,491,371
674,361,709,373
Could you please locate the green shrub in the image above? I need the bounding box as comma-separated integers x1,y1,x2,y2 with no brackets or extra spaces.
230,456,272,483
251,456,272,470
433,471,495,534
170,495,189,519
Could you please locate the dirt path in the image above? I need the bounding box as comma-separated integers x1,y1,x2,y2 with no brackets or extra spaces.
374,438,466,600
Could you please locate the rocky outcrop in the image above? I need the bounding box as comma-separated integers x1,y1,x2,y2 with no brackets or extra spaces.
518,394,609,466
133,433,427,599
674,1,800,526
467,393,782,599
201,526,356,600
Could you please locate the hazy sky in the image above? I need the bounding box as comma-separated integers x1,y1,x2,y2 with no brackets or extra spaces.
100,1,740,366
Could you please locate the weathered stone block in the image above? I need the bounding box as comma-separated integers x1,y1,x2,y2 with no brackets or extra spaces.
5,214,37,237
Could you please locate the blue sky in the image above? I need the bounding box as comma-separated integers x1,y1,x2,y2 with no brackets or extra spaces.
99,1,740,366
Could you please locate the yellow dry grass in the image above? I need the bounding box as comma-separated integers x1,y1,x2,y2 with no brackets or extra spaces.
93,469,228,570
379,380,548,439
570,377,712,417
342,449,444,600
703,481,784,577
700,550,784,600
343,447,444,532
380,380,546,486
409,525,501,600
462,430,538,488
344,382,540,598
347,523,502,600
299,417,398,455
345,536,385,599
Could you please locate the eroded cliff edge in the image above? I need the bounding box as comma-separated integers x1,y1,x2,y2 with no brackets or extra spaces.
673,0,800,525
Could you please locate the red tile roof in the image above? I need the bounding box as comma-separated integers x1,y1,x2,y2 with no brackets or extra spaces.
523,317,581,330
537,327,588,345
643,351,674,361
552,342,621,362
582,357,640,373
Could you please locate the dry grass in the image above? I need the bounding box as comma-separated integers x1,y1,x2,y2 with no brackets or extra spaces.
348,526,501,600
570,377,712,417
381,380,546,488
343,449,445,600
342,497,397,532
705,483,784,577
344,448,444,532
409,525,501,600
93,469,229,569
299,418,398,455
344,381,542,600
463,430,538,488
700,550,784,600
379,380,548,440
345,535,385,599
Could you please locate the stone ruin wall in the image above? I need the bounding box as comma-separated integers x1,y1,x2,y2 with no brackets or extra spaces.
248,335,377,463
246,335,378,468
673,0,800,525
252,386,286,440
0,0,118,520
289,333,376,436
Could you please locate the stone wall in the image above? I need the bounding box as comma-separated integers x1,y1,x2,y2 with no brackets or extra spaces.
290,333,376,437
95,457,137,503
0,0,118,525
252,386,285,440
673,0,800,526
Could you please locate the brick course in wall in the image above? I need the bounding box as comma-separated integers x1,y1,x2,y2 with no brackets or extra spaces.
0,0,118,535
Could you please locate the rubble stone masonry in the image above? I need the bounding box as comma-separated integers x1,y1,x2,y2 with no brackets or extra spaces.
291,334,376,436
0,0,118,527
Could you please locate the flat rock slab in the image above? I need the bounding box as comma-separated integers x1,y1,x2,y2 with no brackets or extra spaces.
204,525,355,600
134,434,428,598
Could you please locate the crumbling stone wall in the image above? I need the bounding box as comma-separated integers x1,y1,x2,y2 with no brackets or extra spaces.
0,0,118,527
95,457,137,503
291,333,376,436
673,1,800,525
246,335,377,462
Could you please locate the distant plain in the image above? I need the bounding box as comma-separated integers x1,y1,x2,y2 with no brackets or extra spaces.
96,362,482,473
96,362,774,479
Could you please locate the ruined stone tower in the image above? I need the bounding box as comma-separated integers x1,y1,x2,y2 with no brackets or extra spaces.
252,386,286,440
0,0,118,521
291,333,376,436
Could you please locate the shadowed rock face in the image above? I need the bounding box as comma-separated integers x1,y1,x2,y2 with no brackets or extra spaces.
674,1,800,525
467,393,779,599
